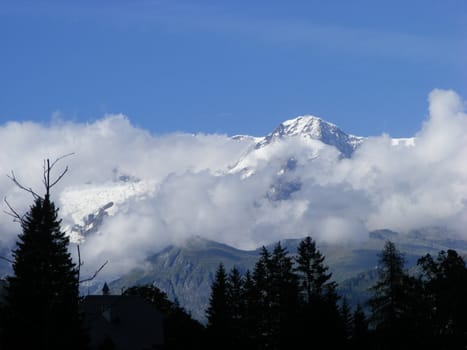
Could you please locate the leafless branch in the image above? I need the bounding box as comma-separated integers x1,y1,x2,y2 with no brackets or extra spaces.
79,260,108,284
77,245,84,282
6,171,41,199
43,154,74,195
50,153,75,169
49,165,69,189
77,245,83,266
0,256,14,264
3,197,25,224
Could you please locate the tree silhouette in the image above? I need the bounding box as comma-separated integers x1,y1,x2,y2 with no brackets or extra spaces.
248,243,302,349
124,284,205,350
340,297,353,341
368,240,416,348
2,159,87,350
251,246,272,349
418,249,467,348
268,242,300,348
294,236,343,347
206,263,229,348
351,304,370,349
295,236,335,302
226,266,245,348
241,270,260,348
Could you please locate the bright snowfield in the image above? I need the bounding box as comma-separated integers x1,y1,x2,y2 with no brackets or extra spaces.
0,89,466,281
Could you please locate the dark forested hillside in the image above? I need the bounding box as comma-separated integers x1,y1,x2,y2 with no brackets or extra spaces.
109,228,467,322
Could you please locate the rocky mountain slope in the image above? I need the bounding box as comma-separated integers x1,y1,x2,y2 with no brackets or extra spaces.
107,227,462,323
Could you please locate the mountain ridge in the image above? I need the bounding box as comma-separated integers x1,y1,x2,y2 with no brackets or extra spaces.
107,227,466,323
62,114,373,241
256,115,364,157
60,114,417,242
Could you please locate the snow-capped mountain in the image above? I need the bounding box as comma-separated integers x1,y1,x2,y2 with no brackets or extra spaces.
60,178,158,242
58,115,414,241
228,115,364,178
256,115,364,156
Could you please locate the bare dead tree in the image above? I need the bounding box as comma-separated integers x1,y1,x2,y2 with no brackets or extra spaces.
3,197,25,224
79,261,109,284
5,153,74,202
43,153,74,197
2,154,108,284
3,153,74,224
6,170,40,200
76,244,109,284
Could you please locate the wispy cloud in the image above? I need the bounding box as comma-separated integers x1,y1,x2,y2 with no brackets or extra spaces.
1,1,462,65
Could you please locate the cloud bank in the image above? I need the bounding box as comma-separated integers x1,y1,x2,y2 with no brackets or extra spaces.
0,89,466,279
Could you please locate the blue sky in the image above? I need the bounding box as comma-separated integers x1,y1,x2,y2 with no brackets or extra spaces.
0,0,465,137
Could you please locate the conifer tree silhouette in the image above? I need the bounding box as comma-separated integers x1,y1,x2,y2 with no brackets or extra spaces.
2,159,87,350
206,263,229,349
369,240,414,349
294,236,343,347
418,249,467,348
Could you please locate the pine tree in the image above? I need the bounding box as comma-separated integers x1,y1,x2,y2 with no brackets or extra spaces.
418,249,467,348
246,243,301,349
253,246,272,301
352,304,370,349
295,236,337,302
251,246,272,348
3,160,86,350
241,270,260,348
269,242,300,349
206,263,229,348
226,266,244,347
368,240,414,348
294,236,343,346
340,297,353,341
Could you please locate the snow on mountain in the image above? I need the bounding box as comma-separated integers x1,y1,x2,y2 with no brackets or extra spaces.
231,134,263,143
228,115,364,178
60,179,157,242
256,115,364,155
58,115,416,241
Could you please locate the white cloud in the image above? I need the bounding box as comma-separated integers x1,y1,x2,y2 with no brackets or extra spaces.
0,89,466,280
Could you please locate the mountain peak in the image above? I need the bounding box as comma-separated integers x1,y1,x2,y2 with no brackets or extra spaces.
280,115,334,137
257,115,364,157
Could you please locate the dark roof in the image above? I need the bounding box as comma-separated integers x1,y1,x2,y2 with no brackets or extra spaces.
81,295,164,350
